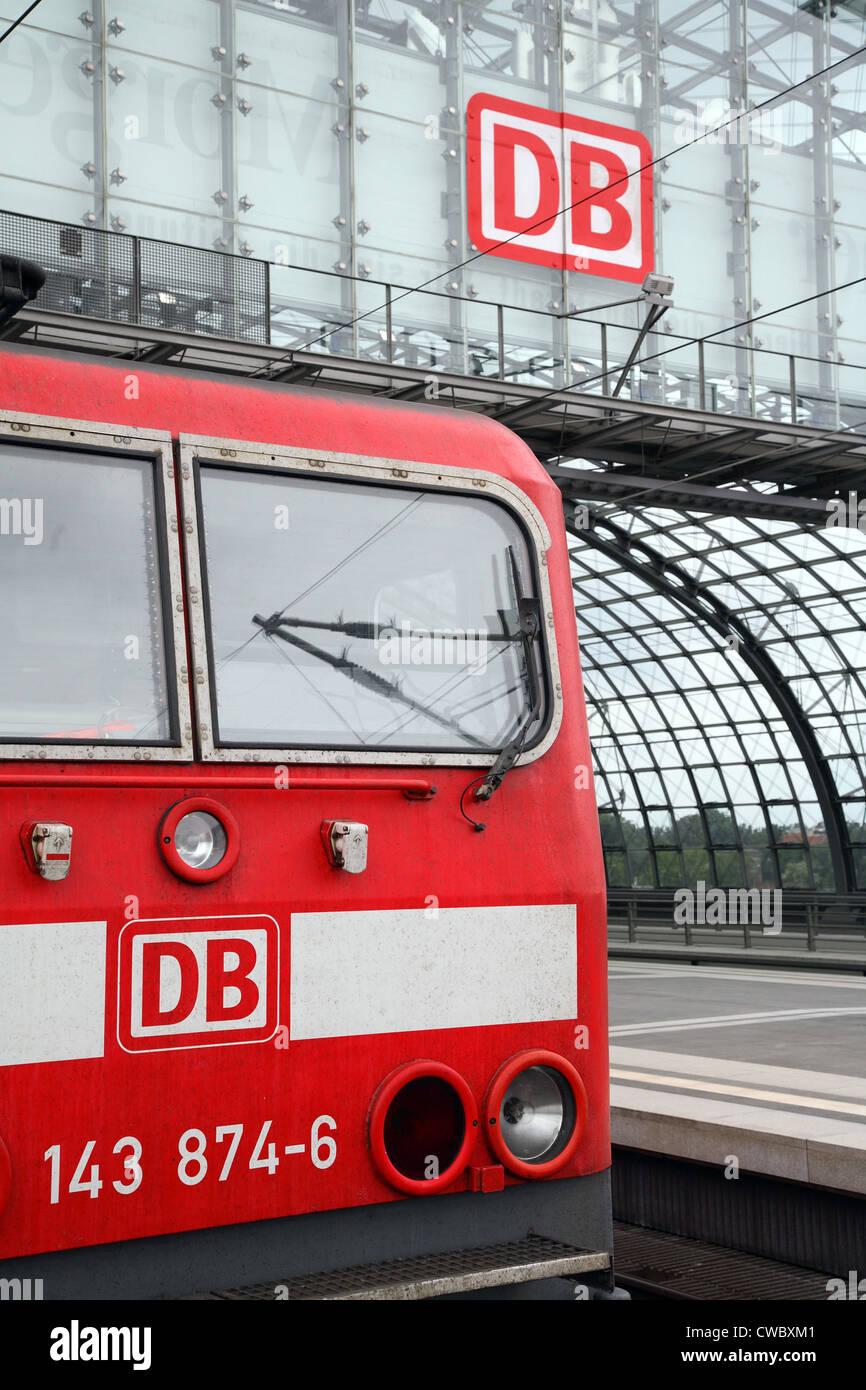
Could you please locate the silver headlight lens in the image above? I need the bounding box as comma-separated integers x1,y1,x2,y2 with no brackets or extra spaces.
499,1065,573,1162
174,811,227,870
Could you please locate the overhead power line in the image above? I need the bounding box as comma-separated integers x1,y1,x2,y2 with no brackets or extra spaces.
0,0,44,47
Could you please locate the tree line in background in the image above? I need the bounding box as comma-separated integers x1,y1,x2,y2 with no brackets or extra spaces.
597,806,857,891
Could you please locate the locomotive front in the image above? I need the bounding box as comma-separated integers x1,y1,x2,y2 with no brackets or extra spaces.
0,354,610,1299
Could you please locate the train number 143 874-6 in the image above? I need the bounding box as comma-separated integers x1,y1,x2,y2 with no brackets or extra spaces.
42,1116,337,1203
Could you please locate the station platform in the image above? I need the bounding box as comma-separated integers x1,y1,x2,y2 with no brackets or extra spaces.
608,958,866,1197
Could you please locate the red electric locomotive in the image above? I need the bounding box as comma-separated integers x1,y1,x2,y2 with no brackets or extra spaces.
0,344,611,1300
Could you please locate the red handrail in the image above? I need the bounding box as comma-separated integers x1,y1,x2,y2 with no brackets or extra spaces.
0,770,436,797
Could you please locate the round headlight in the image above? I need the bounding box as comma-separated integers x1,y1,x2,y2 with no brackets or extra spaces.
500,1065,568,1162
158,798,240,883
174,811,227,870
486,1050,587,1179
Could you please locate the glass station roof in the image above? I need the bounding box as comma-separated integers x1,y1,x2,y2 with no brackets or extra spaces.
570,504,866,892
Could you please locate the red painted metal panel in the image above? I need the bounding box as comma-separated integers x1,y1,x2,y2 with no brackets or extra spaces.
0,347,608,1260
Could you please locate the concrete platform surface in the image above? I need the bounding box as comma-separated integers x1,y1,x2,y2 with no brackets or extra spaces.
608,959,866,1195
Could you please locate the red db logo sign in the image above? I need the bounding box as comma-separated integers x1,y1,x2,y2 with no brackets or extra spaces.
466,94,653,283
117,915,279,1052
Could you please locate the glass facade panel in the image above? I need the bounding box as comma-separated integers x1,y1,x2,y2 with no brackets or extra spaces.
106,56,223,222
106,0,219,65
237,89,345,248
0,27,94,194
236,9,339,104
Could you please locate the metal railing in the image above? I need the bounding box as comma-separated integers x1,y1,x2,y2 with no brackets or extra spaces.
2,208,865,433
608,888,866,955
0,210,269,344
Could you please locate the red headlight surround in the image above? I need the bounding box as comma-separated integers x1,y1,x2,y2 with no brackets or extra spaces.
485,1049,587,1180
368,1060,478,1196
158,797,240,883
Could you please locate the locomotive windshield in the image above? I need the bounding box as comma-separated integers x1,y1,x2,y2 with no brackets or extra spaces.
0,443,172,744
197,465,548,753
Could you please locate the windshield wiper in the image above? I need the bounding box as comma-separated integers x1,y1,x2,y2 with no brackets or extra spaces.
252,612,488,748
260,614,380,639
259,613,518,643
474,549,542,803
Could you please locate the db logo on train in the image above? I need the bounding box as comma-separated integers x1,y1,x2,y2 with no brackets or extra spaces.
117,915,280,1052
466,93,654,283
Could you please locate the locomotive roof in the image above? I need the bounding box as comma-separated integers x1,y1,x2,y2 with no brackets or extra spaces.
0,345,560,516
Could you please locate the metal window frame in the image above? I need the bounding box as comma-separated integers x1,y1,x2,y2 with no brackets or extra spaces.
177,434,564,768
0,410,194,762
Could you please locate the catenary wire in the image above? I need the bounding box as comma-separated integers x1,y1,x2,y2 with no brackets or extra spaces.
0,0,43,47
